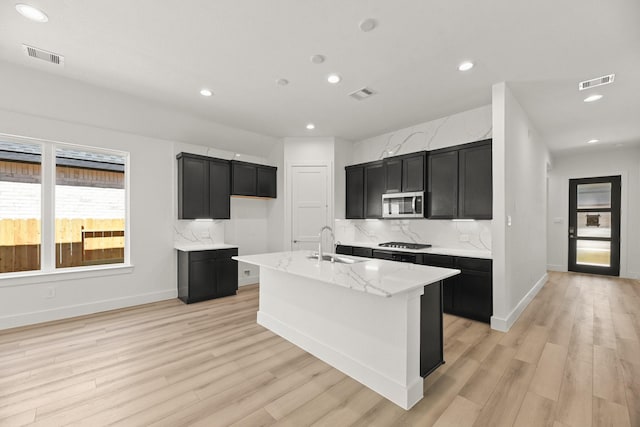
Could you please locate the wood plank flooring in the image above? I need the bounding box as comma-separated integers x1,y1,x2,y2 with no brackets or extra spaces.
1,271,639,426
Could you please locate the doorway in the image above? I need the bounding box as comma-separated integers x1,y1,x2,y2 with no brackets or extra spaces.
568,175,621,276
290,165,329,251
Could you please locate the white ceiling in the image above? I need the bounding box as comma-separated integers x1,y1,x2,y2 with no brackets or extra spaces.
1,0,639,152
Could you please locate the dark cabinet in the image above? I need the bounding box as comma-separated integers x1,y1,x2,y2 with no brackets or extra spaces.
459,143,492,219
344,152,426,219
178,248,238,304
364,162,385,218
231,161,277,198
420,254,492,323
177,153,230,220
345,166,365,219
384,157,403,193
428,139,492,219
421,282,444,377
402,153,426,192
427,150,458,218
257,166,277,198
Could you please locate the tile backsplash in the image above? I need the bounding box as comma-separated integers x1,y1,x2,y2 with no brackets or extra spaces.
174,220,226,246
335,219,492,252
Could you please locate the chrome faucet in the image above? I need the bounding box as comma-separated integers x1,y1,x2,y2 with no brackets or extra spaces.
318,226,335,263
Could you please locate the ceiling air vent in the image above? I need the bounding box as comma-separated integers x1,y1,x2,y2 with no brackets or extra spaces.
578,74,614,91
22,44,64,66
349,87,377,101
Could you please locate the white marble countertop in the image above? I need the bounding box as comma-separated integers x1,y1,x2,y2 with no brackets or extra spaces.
174,243,239,252
337,241,492,260
234,250,460,298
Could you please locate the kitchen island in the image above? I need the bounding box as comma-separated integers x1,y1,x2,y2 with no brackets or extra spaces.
233,251,460,409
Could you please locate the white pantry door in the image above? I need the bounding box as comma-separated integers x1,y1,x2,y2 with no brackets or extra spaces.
291,165,329,251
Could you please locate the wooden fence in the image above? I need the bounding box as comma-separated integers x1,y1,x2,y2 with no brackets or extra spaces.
0,218,125,273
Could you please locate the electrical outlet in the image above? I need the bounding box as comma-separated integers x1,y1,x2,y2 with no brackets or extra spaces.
459,234,470,242
243,270,251,276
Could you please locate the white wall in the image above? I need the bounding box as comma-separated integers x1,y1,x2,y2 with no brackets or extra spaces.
335,105,493,251
333,138,353,220
547,146,640,278
491,83,550,331
0,61,280,329
0,109,176,329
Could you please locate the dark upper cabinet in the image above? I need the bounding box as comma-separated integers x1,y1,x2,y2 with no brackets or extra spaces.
428,150,458,218
402,153,426,192
231,161,257,196
209,159,231,219
364,162,385,218
384,157,403,193
428,139,492,219
458,142,492,219
345,166,365,219
231,161,277,198
177,153,230,220
256,166,277,198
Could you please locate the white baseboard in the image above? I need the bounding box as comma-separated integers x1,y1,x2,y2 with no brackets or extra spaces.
491,272,548,332
546,264,566,272
238,275,259,287
0,289,177,331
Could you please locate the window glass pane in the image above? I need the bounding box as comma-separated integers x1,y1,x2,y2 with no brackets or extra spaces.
577,212,611,238
576,240,610,267
55,148,125,268
577,183,611,209
0,141,41,273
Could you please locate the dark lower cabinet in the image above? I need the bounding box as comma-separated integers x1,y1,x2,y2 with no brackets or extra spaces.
178,248,238,304
421,281,444,377
420,254,492,323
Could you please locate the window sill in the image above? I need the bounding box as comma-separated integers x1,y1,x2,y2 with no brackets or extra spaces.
0,264,135,288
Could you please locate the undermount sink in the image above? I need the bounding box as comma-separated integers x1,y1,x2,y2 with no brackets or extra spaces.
307,254,366,264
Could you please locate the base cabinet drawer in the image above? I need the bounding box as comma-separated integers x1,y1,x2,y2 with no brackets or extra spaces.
178,248,238,304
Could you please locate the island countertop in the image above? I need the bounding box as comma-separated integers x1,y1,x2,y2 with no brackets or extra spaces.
234,250,460,297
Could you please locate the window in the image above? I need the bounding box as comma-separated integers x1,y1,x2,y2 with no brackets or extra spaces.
0,135,128,275
0,141,42,273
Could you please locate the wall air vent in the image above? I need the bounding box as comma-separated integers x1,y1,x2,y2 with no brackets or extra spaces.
22,44,64,66
349,87,377,101
578,74,614,91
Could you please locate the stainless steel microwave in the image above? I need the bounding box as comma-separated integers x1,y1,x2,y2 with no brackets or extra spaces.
382,192,424,218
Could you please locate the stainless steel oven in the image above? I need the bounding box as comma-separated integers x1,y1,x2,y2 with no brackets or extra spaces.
382,191,424,218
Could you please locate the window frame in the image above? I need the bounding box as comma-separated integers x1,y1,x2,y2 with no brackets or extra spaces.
0,133,132,282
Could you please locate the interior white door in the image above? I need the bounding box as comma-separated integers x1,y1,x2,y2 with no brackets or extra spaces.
291,165,329,251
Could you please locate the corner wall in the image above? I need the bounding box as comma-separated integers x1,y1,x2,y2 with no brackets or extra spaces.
491,83,550,331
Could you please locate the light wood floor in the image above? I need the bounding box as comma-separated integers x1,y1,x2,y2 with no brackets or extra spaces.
1,272,639,426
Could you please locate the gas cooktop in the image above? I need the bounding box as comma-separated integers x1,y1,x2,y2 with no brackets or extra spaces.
378,242,432,250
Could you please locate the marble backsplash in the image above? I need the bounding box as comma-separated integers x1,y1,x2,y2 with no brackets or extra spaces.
335,219,492,252
174,220,226,246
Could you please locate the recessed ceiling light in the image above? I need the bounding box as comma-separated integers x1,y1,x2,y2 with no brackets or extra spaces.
306,123,315,130
310,55,325,64
359,18,377,32
584,94,603,103
15,4,48,22
200,88,212,97
276,78,289,86
327,74,341,84
458,61,474,71
587,139,599,144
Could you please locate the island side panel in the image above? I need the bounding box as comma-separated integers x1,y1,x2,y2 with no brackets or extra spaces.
256,267,424,410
